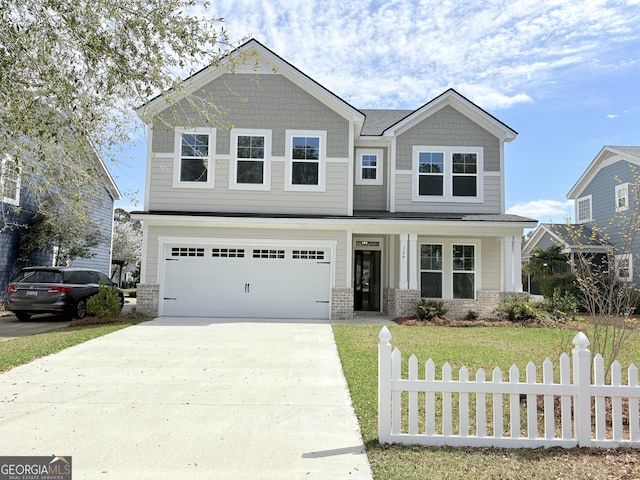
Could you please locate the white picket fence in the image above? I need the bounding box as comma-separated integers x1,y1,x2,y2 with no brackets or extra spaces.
378,327,640,448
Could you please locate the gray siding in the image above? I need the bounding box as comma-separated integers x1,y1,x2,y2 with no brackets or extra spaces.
69,185,115,275
580,160,640,282
353,147,388,211
148,73,351,215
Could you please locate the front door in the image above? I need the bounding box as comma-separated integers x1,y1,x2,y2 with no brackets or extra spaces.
354,250,381,311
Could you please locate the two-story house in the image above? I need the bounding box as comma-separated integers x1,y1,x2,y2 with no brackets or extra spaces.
0,151,122,295
133,39,536,320
523,146,640,285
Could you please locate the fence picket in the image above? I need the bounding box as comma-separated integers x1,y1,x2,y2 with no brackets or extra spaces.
476,369,487,437
378,329,640,449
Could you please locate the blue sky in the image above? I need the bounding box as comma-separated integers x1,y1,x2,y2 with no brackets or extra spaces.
114,0,640,224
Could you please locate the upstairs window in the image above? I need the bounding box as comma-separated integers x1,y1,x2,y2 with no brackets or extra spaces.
412,146,483,202
356,149,383,185
230,129,271,190
576,195,592,223
174,128,215,188
615,183,628,212
285,130,326,191
1,156,20,205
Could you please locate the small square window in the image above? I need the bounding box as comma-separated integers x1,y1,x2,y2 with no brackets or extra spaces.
356,149,384,185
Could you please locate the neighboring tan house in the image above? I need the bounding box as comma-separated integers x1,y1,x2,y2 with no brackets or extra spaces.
132,39,536,320
0,151,122,296
523,145,640,285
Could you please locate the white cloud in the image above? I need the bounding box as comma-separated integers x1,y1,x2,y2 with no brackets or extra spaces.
607,114,619,119
507,199,574,223
210,0,640,110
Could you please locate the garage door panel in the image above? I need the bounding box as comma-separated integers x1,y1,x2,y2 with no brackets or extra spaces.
162,244,331,319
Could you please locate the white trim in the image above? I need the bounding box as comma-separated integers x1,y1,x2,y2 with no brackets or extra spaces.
1,155,20,206
284,130,326,192
411,146,484,203
419,238,481,300
347,121,354,215
576,195,592,223
173,127,216,189
355,148,384,185
229,128,272,191
390,138,397,212
615,183,629,212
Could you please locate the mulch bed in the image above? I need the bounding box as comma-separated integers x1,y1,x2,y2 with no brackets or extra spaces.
393,316,582,330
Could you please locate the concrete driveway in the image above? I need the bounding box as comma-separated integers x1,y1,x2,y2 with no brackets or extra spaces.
0,317,373,479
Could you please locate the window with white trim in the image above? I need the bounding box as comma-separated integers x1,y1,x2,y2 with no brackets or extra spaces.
285,130,326,191
230,129,271,190
615,183,628,212
420,240,478,300
412,146,482,202
615,254,632,282
420,244,443,298
1,155,20,205
355,149,383,185
576,195,592,223
174,128,215,188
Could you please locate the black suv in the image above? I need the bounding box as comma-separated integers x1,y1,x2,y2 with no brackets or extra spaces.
5,267,124,321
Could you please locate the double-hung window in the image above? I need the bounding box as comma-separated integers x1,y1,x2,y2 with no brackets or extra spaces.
412,146,483,202
615,253,632,282
230,129,271,190
615,183,629,212
1,155,20,205
285,130,326,191
420,240,477,300
356,149,383,185
174,128,215,188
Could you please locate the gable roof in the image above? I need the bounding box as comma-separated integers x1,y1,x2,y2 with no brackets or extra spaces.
137,39,365,127
379,89,518,142
567,145,640,199
522,223,609,259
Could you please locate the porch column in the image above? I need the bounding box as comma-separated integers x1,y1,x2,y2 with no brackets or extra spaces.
399,234,408,289
502,235,523,292
408,233,418,290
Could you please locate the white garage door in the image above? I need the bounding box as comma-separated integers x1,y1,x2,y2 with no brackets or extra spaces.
161,244,332,319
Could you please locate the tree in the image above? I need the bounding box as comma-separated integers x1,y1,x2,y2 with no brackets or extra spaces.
1,0,232,233
112,208,142,265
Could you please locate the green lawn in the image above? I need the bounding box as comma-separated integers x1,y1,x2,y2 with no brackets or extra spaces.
332,323,640,480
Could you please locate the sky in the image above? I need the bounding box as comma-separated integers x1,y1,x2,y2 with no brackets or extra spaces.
113,0,640,226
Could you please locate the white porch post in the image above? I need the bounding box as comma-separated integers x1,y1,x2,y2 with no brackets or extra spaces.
399,234,408,289
409,234,418,290
503,235,523,293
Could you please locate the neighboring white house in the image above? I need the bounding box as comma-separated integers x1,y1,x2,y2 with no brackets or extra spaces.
132,39,536,320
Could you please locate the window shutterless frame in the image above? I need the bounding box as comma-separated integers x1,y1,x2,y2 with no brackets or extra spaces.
173,128,216,189
285,130,326,192
355,149,384,185
1,155,20,205
229,128,272,191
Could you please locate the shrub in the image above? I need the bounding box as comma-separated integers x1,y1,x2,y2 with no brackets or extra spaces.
543,288,579,322
464,310,479,321
87,284,123,317
414,299,448,321
495,295,539,322
540,273,581,301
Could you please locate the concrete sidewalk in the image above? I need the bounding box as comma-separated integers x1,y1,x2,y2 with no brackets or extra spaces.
0,317,373,479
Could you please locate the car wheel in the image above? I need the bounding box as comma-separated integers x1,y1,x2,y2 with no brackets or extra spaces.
15,312,31,321
74,299,88,319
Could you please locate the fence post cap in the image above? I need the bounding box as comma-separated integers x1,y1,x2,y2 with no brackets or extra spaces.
379,326,392,343
572,331,590,349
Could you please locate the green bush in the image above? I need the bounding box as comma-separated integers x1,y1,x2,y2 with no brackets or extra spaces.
495,295,539,322
414,299,448,321
543,288,579,322
539,273,581,300
87,285,123,317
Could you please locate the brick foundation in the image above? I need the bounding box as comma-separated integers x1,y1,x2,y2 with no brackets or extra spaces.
384,288,421,318
331,287,354,321
136,283,159,317
442,291,529,319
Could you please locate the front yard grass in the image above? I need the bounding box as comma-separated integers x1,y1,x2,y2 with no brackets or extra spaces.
332,323,640,480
